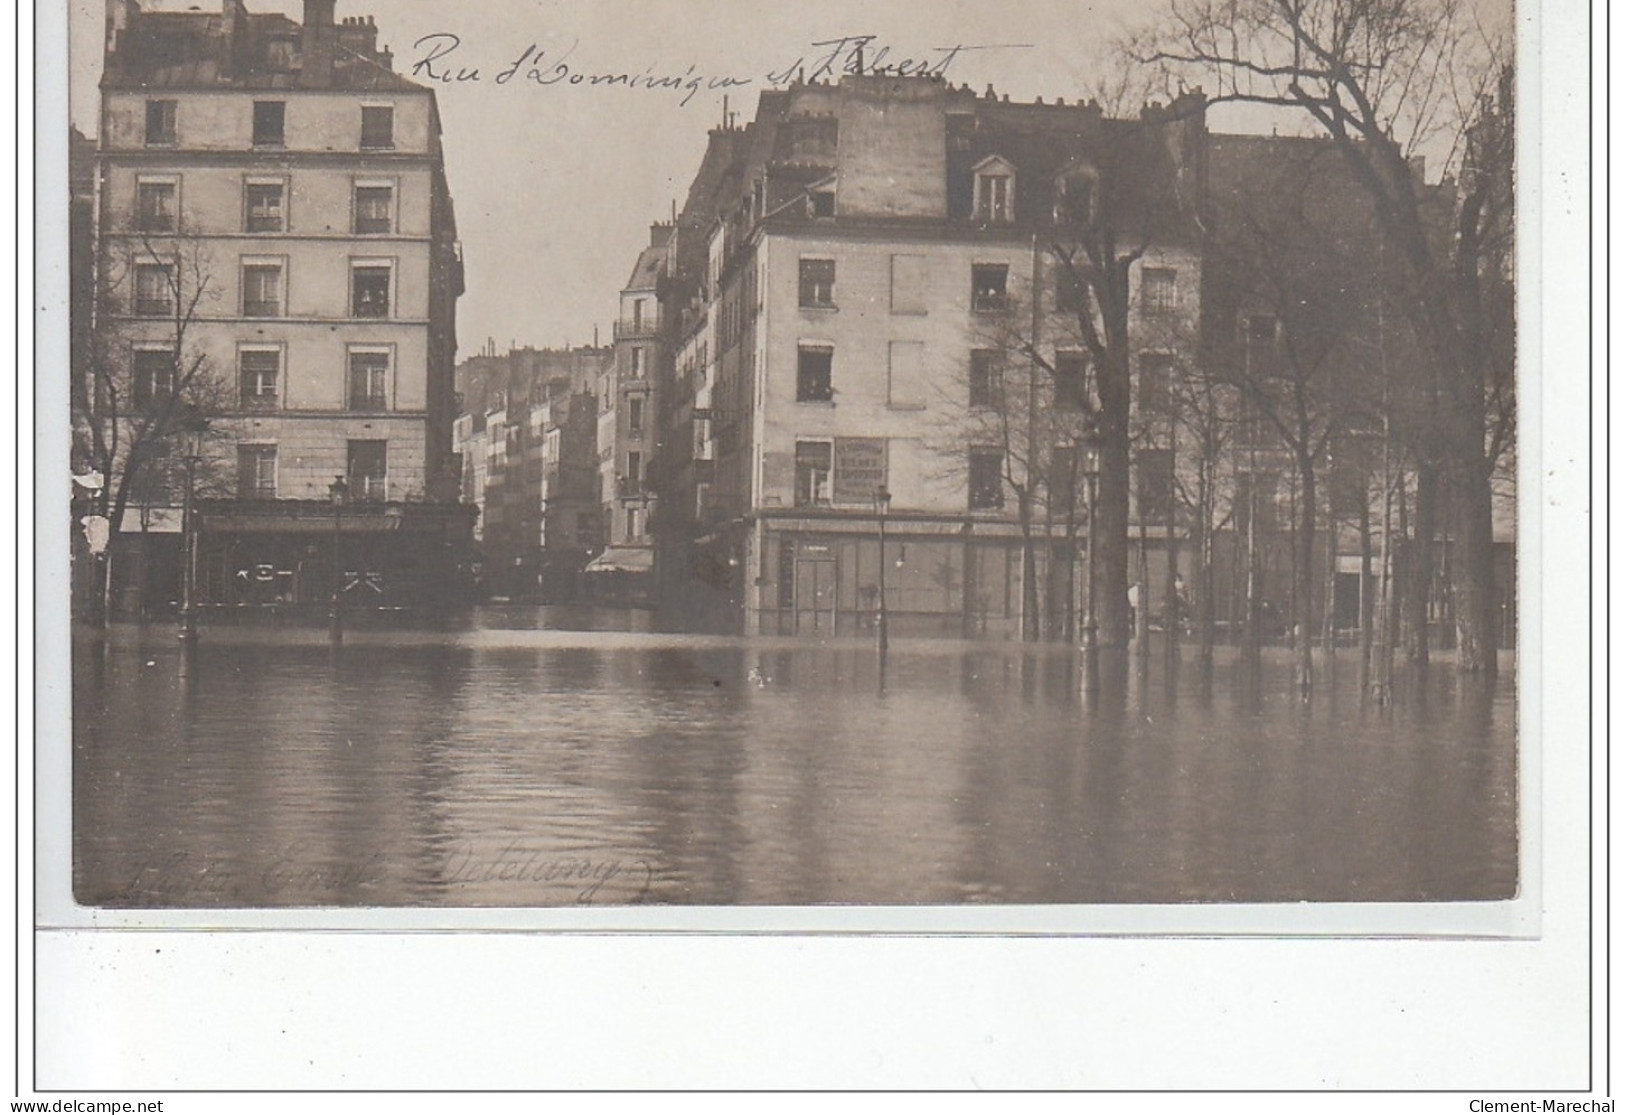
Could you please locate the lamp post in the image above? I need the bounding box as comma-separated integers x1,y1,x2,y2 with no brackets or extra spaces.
874,485,892,659
177,406,209,647
329,475,348,645
1079,436,1101,693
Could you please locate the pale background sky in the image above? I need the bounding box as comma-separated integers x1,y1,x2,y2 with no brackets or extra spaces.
68,0,1216,352
67,0,1513,354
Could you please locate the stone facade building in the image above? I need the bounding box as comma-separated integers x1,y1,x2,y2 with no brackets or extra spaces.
650,75,1205,637
89,0,469,615
454,344,611,600
583,227,672,601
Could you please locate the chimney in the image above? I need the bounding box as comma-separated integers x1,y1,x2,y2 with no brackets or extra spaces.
336,13,379,60
301,0,337,86
219,0,248,79
104,0,134,56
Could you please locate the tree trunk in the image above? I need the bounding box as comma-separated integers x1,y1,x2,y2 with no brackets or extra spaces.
1163,514,1180,680
1450,459,1500,677
1403,465,1436,669
1095,327,1133,652
1134,518,1150,660
1293,450,1316,700
1018,491,1040,643
1357,484,1373,696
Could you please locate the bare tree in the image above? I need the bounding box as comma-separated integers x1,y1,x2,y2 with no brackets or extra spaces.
77,233,230,621
1204,141,1383,697
1045,91,1209,654
1144,0,1515,676
927,273,1096,643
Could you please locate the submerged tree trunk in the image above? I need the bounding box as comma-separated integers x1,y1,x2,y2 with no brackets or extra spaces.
1403,465,1436,670
1292,449,1316,700
1450,459,1500,677
1095,326,1133,653
1357,484,1373,696
1018,490,1040,643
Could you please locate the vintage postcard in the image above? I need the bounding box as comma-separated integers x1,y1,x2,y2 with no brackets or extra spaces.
50,0,1536,932
29,0,1599,1096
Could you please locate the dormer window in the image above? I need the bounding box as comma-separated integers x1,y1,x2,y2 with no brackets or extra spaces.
973,157,1016,223
807,176,836,219
1054,162,1099,228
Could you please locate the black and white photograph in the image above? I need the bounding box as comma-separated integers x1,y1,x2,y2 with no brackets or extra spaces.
31,0,1594,1095
63,0,1522,911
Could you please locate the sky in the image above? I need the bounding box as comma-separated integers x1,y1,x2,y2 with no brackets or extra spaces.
66,0,1507,354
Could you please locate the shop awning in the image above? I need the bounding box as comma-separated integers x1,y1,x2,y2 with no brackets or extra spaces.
584,547,653,574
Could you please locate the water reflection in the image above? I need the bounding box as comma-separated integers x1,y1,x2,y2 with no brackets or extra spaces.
72,619,1517,907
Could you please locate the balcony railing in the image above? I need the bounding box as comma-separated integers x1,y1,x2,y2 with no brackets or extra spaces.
613,316,662,340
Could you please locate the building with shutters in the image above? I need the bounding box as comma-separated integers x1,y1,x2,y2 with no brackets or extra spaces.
649,75,1205,638
89,0,471,617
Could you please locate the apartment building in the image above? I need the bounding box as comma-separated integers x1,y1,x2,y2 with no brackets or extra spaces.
454,344,611,600
584,227,672,602
91,0,469,613
652,76,1205,637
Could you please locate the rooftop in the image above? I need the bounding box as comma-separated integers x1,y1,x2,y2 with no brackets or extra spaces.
101,0,423,93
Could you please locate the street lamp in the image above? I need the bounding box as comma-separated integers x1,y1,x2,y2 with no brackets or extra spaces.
177,405,209,647
874,485,892,658
329,475,348,645
1078,435,1101,692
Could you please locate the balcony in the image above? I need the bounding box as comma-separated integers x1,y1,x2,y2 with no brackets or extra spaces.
613,316,662,341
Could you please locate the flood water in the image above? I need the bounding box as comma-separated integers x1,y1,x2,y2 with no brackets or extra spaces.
71,609,1517,907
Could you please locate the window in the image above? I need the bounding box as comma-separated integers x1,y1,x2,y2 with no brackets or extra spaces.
1237,394,1272,448
145,100,177,146
795,441,832,507
1137,448,1175,522
1054,167,1096,227
237,445,278,500
245,181,285,232
354,184,393,235
360,105,394,150
972,263,1008,312
969,449,1005,510
1141,267,1178,314
239,348,280,410
252,101,285,146
1242,312,1279,347
799,259,835,307
1054,351,1089,411
626,451,642,490
351,263,391,318
135,180,177,233
975,172,1013,222
1050,445,1079,513
241,262,284,317
1138,353,1175,414
347,350,389,412
132,346,175,407
1240,313,1281,381
627,396,644,436
969,349,1003,409
796,345,834,403
629,347,645,379
1054,265,1085,313
890,254,926,314
134,263,174,317
626,507,641,538
347,440,388,502
808,187,835,218
887,341,924,409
